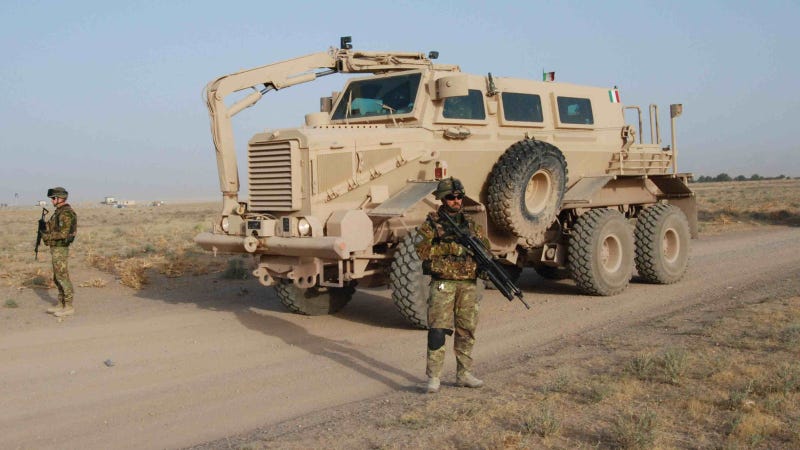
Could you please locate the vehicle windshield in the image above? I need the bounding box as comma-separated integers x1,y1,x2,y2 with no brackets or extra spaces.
331,73,421,120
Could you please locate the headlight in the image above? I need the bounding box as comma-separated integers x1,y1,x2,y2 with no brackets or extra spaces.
297,218,312,236
220,216,230,232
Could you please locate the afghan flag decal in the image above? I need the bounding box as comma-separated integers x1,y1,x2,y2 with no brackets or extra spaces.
609,88,621,103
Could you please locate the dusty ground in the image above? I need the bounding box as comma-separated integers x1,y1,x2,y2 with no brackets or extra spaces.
1,223,798,449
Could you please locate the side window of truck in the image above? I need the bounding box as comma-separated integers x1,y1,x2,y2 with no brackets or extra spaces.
443,89,486,120
557,97,594,125
501,92,543,123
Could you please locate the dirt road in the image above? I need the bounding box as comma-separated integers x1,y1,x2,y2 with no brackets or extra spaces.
1,226,798,449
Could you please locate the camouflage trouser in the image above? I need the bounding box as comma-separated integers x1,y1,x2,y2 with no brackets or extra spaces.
51,246,73,307
426,279,481,378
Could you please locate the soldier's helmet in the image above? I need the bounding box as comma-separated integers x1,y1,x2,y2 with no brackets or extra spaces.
433,177,465,200
47,187,68,199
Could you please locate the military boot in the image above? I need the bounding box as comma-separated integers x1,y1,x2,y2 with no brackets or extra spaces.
456,372,484,388
426,376,441,394
54,306,74,317
46,304,63,314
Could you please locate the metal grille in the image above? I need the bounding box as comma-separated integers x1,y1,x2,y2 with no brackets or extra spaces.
248,140,301,211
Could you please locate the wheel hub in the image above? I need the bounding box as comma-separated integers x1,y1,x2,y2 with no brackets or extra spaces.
600,234,623,272
662,228,680,263
524,169,552,215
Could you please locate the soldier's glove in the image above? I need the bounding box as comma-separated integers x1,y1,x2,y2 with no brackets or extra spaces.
449,242,467,257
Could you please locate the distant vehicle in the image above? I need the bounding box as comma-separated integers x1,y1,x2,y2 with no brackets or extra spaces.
195,37,696,328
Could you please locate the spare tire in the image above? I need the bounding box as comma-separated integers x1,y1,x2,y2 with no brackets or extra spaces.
487,140,567,246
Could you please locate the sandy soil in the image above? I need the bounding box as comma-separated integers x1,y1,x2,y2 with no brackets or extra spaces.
1,226,798,449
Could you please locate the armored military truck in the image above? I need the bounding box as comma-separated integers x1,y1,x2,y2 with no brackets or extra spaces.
195,37,696,328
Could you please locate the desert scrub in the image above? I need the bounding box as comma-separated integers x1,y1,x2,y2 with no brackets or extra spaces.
116,258,152,289
584,376,614,403
22,269,54,289
518,403,561,438
397,412,430,430
609,408,657,449
658,347,688,385
4,299,18,308
78,278,107,288
627,352,656,380
542,370,573,395
778,323,800,347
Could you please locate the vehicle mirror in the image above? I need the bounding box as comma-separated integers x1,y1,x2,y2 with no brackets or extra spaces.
320,96,333,112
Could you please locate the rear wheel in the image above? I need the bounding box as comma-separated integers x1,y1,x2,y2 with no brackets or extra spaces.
568,209,634,296
389,231,430,329
634,204,690,284
274,280,355,315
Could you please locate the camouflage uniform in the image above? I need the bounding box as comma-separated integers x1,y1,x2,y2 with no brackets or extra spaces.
415,206,490,381
44,202,77,309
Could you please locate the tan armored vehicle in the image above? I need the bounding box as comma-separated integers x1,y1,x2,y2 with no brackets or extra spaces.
196,37,696,328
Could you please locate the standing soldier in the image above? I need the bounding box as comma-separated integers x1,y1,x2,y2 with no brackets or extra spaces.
415,177,489,393
43,187,77,317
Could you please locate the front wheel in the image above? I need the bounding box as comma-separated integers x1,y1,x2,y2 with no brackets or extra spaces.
568,209,634,296
273,280,355,316
388,231,430,329
634,204,690,284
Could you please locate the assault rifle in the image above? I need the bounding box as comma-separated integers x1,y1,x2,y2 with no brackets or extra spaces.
35,207,48,261
438,210,530,309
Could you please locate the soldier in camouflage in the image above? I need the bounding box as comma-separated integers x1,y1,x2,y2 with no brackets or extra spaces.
43,187,77,317
415,177,489,393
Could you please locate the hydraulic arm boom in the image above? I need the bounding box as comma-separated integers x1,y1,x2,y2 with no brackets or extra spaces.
204,41,459,216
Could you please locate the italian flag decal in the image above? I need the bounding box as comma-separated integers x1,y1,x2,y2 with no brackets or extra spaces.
609,88,621,103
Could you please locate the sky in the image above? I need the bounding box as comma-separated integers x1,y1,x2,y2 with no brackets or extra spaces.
1,0,798,205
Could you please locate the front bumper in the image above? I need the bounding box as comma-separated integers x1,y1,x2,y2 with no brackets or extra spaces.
194,232,350,260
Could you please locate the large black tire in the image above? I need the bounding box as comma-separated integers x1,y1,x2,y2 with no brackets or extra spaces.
568,209,634,296
388,231,430,329
487,140,567,246
273,279,355,316
634,204,690,284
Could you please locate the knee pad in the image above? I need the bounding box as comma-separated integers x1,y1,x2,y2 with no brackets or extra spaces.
427,328,452,350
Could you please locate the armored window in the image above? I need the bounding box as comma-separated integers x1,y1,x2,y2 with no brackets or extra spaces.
501,92,543,123
332,73,421,120
443,89,486,120
557,96,593,125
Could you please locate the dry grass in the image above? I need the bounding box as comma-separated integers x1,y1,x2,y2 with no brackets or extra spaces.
691,178,800,232
233,295,800,449
0,202,227,290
